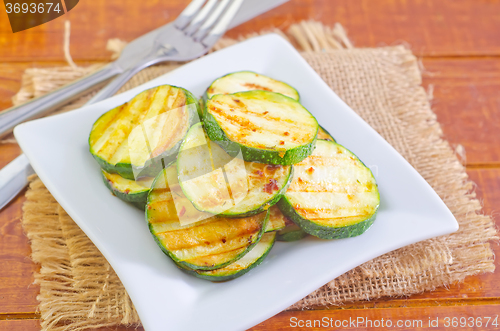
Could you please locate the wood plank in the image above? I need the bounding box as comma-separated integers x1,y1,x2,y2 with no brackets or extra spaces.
1,0,500,62
0,143,21,169
3,303,500,330
422,58,500,165
251,304,500,330
0,320,39,331
0,190,39,314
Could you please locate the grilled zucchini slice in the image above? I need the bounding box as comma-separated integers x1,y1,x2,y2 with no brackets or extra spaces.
205,71,299,101
177,123,293,217
204,71,334,143
147,165,270,270
317,125,336,142
277,140,380,239
204,90,318,165
89,85,199,180
176,232,276,282
101,170,153,210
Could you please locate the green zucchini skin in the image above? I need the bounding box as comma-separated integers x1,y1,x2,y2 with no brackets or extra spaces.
276,227,308,242
204,91,318,165
89,85,200,180
176,232,276,282
101,170,152,210
277,140,380,240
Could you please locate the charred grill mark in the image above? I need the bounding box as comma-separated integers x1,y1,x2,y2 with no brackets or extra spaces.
288,181,375,193
243,83,273,91
210,105,260,131
162,217,263,251
208,98,315,146
99,90,156,158
91,105,125,144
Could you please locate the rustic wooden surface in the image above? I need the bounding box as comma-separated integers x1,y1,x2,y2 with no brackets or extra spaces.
0,0,499,329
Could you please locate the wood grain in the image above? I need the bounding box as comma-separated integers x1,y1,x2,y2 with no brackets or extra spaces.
2,304,500,330
1,0,500,62
251,305,500,330
0,320,40,331
0,192,39,314
422,58,500,165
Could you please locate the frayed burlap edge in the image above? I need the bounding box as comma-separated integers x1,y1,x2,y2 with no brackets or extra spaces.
17,21,498,330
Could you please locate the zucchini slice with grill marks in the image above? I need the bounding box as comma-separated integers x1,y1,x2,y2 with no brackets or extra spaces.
147,165,270,270
101,170,153,210
205,71,299,101
177,123,293,217
89,85,199,180
204,71,334,143
176,232,276,282
204,90,318,165
277,140,380,239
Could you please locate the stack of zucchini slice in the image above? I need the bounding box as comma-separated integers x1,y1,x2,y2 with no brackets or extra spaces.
89,71,379,282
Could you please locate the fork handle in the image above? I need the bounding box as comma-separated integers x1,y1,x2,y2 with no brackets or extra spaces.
0,63,121,139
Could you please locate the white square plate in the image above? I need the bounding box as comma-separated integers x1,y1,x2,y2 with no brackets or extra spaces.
15,34,458,331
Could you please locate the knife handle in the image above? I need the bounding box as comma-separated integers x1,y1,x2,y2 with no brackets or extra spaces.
0,63,122,139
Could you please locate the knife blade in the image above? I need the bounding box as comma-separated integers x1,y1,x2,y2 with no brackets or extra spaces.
0,0,289,210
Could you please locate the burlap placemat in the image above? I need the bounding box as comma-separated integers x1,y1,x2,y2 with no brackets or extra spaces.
14,21,497,330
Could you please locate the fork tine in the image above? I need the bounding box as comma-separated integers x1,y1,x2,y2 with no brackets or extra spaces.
192,0,230,40
197,0,245,44
174,0,207,29
183,0,219,36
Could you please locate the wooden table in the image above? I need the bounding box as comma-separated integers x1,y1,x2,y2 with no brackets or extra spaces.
1,1,499,330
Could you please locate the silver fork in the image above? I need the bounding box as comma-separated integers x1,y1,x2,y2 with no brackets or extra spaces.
88,0,244,104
